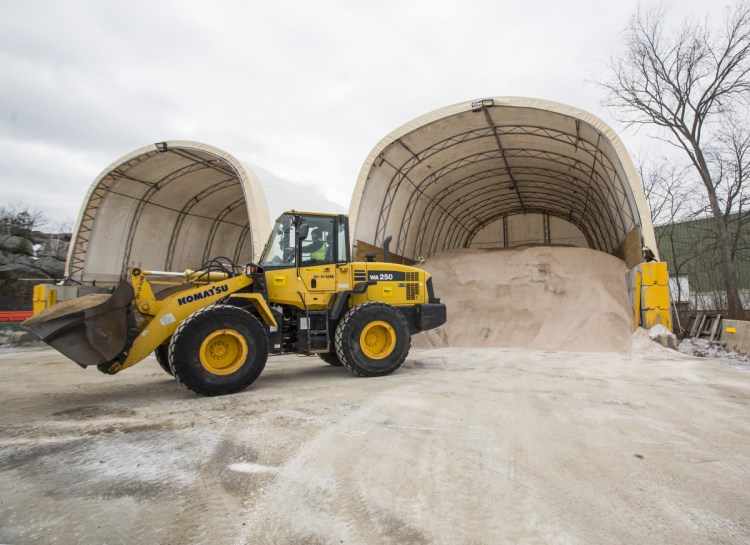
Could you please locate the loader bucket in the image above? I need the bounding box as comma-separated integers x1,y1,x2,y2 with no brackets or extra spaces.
22,281,137,368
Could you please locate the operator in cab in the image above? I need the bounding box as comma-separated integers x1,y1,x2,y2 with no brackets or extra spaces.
301,227,328,263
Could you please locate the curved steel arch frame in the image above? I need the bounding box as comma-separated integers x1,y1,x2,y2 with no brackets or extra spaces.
465,210,596,250
375,124,630,249
164,177,240,270
398,148,632,258
66,141,271,283
424,183,610,257
119,153,240,274
350,97,656,268
382,133,631,256
412,165,615,258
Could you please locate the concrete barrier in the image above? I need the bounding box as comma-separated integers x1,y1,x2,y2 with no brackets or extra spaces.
719,319,750,355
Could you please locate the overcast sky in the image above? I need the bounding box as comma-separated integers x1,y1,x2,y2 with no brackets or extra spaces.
0,0,718,227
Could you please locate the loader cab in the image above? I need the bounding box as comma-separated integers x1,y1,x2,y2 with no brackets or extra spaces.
259,212,350,269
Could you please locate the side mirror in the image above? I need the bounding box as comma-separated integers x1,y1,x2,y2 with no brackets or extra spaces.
297,223,310,240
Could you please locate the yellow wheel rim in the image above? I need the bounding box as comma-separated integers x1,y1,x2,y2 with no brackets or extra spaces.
360,320,396,360
199,329,248,375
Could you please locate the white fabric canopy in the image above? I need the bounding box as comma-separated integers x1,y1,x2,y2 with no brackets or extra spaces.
65,98,655,284
65,141,270,283
349,97,656,267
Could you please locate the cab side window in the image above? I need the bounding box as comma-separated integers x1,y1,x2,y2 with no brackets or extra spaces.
337,219,348,262
300,216,335,265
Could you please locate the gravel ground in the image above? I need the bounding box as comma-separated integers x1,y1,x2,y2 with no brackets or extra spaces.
0,344,749,545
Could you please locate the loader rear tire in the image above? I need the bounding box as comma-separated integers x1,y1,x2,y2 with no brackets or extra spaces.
335,302,410,377
169,305,268,396
318,352,344,366
154,341,173,376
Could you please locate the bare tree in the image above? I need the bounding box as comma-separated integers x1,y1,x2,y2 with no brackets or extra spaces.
713,119,750,258
599,1,750,318
639,156,698,307
639,156,696,226
0,203,47,238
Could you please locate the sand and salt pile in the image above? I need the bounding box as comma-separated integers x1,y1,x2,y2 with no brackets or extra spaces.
22,293,111,327
415,246,634,354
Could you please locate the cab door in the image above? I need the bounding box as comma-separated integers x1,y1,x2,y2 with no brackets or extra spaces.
297,215,338,295
298,264,336,294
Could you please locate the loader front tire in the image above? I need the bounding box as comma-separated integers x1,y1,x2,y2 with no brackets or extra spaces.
169,305,268,396
335,302,410,377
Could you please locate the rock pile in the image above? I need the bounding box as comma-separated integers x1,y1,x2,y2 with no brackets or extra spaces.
677,337,749,361
0,232,70,311
0,233,69,278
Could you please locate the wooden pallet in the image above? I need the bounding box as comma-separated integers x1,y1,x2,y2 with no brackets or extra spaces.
685,313,722,341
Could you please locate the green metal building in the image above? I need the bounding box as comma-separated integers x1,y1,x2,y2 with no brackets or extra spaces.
655,213,750,310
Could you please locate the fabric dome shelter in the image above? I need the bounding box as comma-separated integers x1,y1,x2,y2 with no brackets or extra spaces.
349,97,657,268
65,141,271,284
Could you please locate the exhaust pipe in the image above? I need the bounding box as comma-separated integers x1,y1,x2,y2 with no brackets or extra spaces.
383,235,392,263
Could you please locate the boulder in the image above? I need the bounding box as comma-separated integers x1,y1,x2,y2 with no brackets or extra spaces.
37,238,70,260
0,250,26,265
6,254,35,267
0,254,64,277
0,269,49,311
648,324,678,350
0,235,34,256
34,256,65,278
4,330,35,345
0,263,51,277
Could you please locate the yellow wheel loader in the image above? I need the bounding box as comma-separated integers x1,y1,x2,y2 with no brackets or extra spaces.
23,212,447,396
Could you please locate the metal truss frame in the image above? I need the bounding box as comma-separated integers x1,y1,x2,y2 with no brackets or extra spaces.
367,111,641,260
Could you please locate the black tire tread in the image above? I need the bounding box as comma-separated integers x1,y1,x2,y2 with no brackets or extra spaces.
169,304,268,396
154,340,173,376
334,301,410,377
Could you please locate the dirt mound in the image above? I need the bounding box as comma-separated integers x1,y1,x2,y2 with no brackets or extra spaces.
415,246,633,353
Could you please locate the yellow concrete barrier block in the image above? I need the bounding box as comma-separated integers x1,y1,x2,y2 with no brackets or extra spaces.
640,262,669,286
643,308,673,330
32,284,57,315
641,285,670,310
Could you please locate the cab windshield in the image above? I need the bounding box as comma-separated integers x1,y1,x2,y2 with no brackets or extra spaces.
259,215,296,267
259,213,337,268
